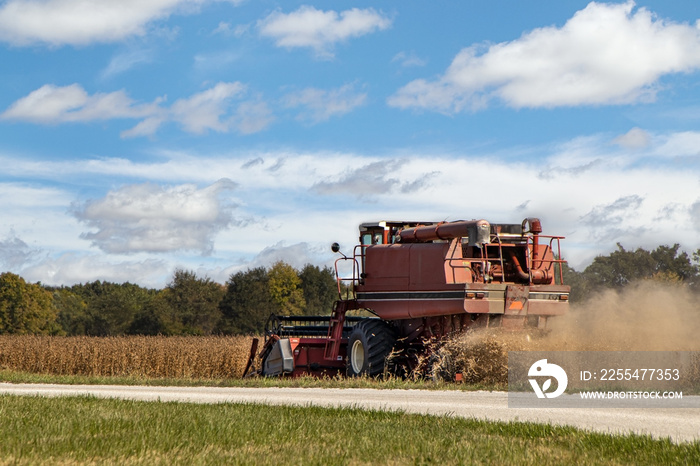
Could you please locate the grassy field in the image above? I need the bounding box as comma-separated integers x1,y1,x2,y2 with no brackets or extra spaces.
0,395,697,465
0,368,489,390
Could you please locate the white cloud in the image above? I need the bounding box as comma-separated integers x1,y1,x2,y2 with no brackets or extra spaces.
120,117,167,139
213,21,233,35
21,253,170,287
248,241,330,270
0,232,39,269
101,48,155,79
1,82,274,136
258,6,392,58
212,21,249,37
0,182,71,209
231,101,275,134
579,195,646,241
284,83,367,123
193,50,241,72
613,127,652,150
0,0,241,46
691,200,700,233
72,178,238,254
391,51,426,68
170,82,247,134
0,84,159,123
167,84,274,135
312,160,404,196
653,131,700,158
388,1,700,112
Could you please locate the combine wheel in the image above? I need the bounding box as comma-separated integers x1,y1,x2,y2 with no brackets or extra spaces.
346,319,396,377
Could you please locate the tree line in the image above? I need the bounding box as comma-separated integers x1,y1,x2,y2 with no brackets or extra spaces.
0,243,698,336
0,261,339,336
563,243,700,302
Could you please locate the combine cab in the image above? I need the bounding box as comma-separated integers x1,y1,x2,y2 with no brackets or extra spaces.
245,217,569,378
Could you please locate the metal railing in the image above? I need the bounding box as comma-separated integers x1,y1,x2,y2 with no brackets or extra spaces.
443,234,567,284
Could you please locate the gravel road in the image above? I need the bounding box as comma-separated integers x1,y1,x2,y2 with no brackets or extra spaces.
1,383,698,443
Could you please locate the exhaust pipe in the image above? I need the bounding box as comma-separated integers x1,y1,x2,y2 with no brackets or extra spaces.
399,219,490,246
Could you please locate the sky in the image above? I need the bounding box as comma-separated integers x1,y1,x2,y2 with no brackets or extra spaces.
1,0,700,288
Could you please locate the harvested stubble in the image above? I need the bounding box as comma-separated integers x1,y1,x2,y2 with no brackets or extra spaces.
0,335,254,379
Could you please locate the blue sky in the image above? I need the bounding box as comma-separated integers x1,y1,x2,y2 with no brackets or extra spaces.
1,0,699,287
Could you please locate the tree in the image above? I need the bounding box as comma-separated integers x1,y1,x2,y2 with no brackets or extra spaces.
299,264,338,315
650,244,698,286
566,243,700,301
218,267,274,334
582,243,655,289
560,263,587,303
268,261,306,316
163,269,224,335
127,291,173,335
53,288,89,335
0,272,60,334
693,248,700,291
72,281,153,336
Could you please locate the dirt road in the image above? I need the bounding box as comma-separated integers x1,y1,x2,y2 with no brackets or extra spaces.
1,383,698,443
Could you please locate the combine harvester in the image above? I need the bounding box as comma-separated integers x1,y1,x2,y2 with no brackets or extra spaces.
244,217,570,378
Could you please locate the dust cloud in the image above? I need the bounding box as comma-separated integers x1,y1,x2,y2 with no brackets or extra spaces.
548,281,700,351
431,281,700,384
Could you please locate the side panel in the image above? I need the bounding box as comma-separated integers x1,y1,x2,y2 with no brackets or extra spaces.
528,285,570,315
356,284,568,320
288,338,346,377
362,244,409,290
356,289,466,320
445,240,472,284
363,242,466,290
409,243,452,288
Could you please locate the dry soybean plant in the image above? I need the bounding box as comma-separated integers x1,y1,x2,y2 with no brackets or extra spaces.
425,330,532,385
0,335,255,379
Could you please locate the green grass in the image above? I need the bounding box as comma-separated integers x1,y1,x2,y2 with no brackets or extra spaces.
0,395,696,465
0,369,500,391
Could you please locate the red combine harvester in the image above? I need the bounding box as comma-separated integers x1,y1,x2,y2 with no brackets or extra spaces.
244,217,569,378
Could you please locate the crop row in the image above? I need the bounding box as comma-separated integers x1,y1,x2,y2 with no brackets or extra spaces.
0,335,255,379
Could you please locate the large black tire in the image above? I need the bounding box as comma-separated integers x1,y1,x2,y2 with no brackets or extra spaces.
346,319,396,377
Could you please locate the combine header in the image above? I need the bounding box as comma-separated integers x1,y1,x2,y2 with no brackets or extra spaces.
244,217,569,378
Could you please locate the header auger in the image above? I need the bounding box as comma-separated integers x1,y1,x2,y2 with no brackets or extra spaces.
244,217,570,379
